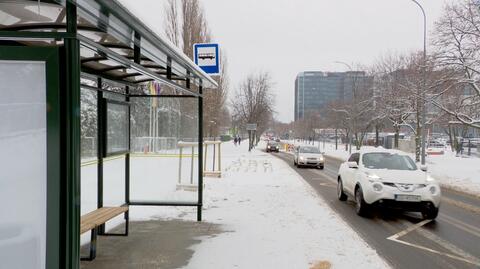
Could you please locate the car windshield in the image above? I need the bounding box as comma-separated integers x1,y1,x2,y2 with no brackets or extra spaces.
299,147,320,154
269,142,278,146
362,153,417,171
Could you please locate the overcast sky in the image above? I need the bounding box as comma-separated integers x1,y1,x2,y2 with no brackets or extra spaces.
120,0,454,122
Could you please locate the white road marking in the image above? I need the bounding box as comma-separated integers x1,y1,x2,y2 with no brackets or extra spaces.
387,219,480,266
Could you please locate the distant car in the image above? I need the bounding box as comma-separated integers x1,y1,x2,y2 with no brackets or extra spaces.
337,148,441,219
266,141,280,153
293,146,324,169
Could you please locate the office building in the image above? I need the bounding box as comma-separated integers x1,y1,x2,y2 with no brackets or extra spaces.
294,71,373,121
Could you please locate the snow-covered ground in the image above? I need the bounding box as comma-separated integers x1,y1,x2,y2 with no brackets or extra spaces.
284,139,480,197
80,140,389,268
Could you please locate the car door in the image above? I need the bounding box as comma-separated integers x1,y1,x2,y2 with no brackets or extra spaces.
344,153,360,194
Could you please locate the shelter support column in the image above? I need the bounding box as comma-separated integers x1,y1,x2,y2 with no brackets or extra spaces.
64,2,80,268
197,84,203,221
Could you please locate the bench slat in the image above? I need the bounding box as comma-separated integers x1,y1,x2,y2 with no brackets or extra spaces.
80,206,128,234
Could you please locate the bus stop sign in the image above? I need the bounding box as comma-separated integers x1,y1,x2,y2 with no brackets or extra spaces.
194,43,220,74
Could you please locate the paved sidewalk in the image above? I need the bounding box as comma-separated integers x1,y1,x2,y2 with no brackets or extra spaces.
80,220,222,269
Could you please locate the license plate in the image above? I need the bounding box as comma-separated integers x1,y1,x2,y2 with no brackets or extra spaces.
395,194,421,202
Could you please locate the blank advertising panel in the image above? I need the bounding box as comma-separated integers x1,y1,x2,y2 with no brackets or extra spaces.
0,61,47,269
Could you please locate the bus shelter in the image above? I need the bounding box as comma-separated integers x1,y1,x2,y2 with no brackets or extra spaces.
0,1,217,268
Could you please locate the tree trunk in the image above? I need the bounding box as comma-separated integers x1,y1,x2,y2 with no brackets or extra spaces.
345,133,349,151
394,127,400,149
415,103,421,162
375,125,379,147
355,132,361,150
447,125,454,152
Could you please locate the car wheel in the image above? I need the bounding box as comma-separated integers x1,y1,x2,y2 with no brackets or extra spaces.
317,165,324,170
422,206,439,220
355,186,370,217
337,179,348,201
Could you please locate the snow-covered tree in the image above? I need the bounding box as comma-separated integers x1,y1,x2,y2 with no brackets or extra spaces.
432,0,480,129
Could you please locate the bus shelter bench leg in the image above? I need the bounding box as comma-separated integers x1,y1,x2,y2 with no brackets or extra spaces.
100,211,129,236
80,227,97,261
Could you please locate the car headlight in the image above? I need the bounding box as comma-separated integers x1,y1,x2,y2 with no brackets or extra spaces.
299,156,304,161
366,173,381,182
426,175,436,182
319,156,324,161
372,182,383,192
267,146,270,148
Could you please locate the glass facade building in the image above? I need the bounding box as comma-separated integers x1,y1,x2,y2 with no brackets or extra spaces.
294,71,373,121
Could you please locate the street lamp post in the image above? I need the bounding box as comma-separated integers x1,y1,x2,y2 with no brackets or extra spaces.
334,61,354,154
409,0,427,165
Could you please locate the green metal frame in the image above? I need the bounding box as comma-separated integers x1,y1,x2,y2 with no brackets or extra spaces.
0,46,62,269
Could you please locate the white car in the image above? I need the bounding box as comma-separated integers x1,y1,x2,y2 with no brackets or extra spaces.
337,148,441,219
293,146,325,169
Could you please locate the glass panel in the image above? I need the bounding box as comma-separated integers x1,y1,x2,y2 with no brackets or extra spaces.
80,87,97,161
103,156,126,207
130,97,199,203
0,60,46,269
0,2,63,28
106,101,129,155
80,87,97,222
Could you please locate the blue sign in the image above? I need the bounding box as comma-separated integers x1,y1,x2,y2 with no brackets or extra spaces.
194,43,220,74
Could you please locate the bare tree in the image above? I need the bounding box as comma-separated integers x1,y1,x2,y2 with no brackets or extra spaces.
231,72,275,141
373,53,415,148
432,0,480,129
164,0,180,47
331,70,378,150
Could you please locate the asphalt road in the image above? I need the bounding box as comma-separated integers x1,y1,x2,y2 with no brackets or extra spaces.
273,151,480,269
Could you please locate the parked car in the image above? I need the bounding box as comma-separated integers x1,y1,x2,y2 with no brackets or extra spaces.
337,148,441,219
266,141,280,152
293,146,324,169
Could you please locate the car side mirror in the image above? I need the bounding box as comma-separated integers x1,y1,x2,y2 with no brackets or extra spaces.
347,161,358,169
420,165,427,172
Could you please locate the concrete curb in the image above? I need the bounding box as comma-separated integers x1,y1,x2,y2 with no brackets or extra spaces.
440,184,480,200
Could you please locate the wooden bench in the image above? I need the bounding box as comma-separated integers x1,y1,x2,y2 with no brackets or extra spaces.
80,206,129,261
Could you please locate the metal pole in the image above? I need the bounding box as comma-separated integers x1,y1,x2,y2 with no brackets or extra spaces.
178,147,182,184
335,129,338,150
218,142,222,172
212,142,216,171
190,146,194,184
65,2,80,267
197,84,203,221
410,0,427,165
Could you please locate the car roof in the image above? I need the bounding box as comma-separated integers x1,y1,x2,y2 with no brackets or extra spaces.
356,146,408,156
299,145,317,149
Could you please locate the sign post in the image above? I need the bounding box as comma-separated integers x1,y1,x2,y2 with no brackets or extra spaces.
246,123,257,152
194,43,220,75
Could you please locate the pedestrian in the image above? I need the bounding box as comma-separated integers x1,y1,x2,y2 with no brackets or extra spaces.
234,136,238,146
238,136,241,145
